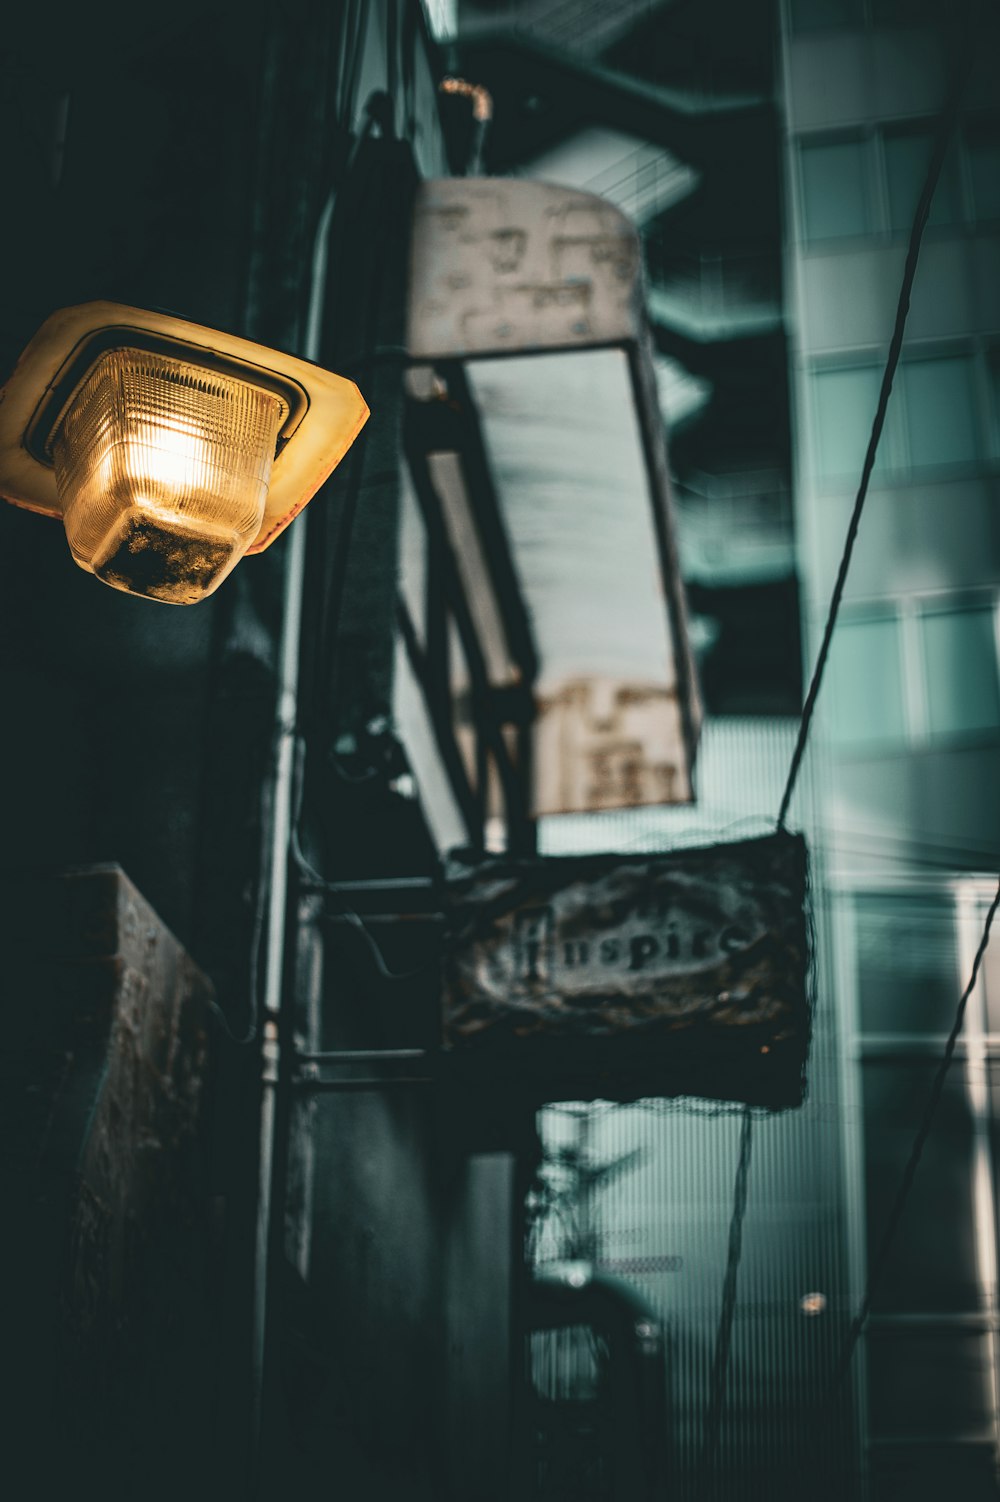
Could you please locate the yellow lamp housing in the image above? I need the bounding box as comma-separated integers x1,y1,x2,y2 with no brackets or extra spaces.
0,302,370,604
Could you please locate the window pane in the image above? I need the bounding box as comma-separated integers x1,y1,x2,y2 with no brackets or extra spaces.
989,1062,1000,1221
871,1445,999,1502
983,930,1000,1034
967,119,1000,222
825,616,906,747
884,130,963,234
800,139,870,242
867,1328,994,1439
871,0,942,25
789,0,863,30
812,365,889,483
990,353,1000,460
854,894,959,1034
863,1060,979,1313
920,606,1000,737
900,356,978,469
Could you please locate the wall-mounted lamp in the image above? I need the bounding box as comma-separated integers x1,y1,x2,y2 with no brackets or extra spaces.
0,302,369,604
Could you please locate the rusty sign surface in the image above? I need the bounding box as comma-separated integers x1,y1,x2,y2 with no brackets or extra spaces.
443,832,809,1109
407,176,641,359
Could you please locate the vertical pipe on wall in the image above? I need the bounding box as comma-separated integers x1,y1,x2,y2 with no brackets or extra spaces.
250,183,338,1473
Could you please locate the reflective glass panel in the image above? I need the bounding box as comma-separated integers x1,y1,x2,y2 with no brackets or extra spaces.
968,118,1000,222
800,139,871,242
900,356,979,470
872,0,947,24
863,1060,979,1313
825,616,906,747
812,365,891,484
920,605,1000,738
789,0,863,30
884,129,963,234
854,893,959,1035
868,1327,994,1438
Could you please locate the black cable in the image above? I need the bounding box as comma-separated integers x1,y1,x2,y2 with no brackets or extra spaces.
311,129,398,723
284,127,435,990
288,726,438,986
206,858,268,1046
698,1103,754,1490
828,877,1000,1393
776,17,977,831
616,811,1000,873
290,825,439,985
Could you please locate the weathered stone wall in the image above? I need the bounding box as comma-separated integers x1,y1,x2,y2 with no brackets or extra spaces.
2,866,218,1499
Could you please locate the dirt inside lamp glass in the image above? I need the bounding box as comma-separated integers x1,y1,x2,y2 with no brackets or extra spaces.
0,302,370,604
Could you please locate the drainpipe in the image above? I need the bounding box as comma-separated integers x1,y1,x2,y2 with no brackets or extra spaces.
250,186,339,1473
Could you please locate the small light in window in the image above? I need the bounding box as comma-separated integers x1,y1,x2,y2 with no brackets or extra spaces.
800,1291,826,1316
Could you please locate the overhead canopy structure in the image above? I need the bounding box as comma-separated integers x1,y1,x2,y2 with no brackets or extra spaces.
399,176,701,848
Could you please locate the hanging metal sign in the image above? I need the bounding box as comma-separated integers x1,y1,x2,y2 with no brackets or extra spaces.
443,832,809,1109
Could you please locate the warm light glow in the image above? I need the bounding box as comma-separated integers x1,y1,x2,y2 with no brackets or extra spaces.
1,301,369,604
439,76,493,122
126,421,212,492
54,348,286,604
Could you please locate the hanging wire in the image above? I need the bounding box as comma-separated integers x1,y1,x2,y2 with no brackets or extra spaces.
697,1104,754,1491
684,11,984,1465
289,722,439,988
776,14,978,832
828,877,1000,1393
285,111,446,990
290,816,439,985
466,11,988,1484
205,856,269,1045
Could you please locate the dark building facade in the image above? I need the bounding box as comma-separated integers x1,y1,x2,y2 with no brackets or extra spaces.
5,2,999,1500
2,6,520,1498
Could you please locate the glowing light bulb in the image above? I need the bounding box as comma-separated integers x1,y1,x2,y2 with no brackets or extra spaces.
54,348,286,604
0,301,370,605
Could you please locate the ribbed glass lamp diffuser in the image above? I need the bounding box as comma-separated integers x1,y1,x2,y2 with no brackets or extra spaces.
53,348,287,604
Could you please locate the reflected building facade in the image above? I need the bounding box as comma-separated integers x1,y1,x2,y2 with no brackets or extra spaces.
454,0,1000,1496
783,0,1000,1495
